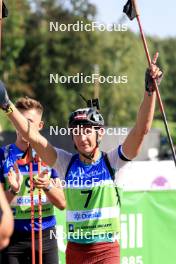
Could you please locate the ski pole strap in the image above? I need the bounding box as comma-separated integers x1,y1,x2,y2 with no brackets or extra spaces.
2,102,13,115
145,68,163,96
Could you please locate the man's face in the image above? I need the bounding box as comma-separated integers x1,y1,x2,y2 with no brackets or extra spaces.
73,126,103,154
16,109,44,142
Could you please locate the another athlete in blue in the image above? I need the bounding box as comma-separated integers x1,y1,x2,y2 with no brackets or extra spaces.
0,97,66,264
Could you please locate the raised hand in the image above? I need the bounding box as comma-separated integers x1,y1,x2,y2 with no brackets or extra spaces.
8,163,23,193
150,52,162,79
145,52,163,94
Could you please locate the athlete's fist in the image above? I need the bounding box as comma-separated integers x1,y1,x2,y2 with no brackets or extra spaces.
34,169,50,190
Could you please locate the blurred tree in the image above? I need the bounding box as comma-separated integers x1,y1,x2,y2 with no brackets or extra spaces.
70,0,97,19
99,30,149,126
18,0,100,125
0,0,175,136
153,38,176,122
1,0,31,97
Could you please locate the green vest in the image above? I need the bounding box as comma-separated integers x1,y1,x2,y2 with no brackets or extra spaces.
4,170,54,220
65,153,121,239
65,183,121,238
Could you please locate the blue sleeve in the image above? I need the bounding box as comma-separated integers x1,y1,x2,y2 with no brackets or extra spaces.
0,148,5,183
118,145,131,161
50,168,59,179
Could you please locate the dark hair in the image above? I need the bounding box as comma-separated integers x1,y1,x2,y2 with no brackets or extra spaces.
15,96,44,115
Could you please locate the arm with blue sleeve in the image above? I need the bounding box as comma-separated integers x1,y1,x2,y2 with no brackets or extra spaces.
0,148,15,203
0,148,23,203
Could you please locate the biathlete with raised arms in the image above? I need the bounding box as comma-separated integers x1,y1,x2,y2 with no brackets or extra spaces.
0,53,162,264
0,97,66,264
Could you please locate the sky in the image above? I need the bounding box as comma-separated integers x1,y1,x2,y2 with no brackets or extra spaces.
89,0,176,38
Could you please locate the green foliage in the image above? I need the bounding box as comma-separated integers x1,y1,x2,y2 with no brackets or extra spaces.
0,112,14,131
1,0,31,96
152,38,176,122
99,30,148,126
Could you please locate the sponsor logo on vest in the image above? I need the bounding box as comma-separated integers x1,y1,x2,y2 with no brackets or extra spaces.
73,211,102,221
67,207,120,222
16,195,47,206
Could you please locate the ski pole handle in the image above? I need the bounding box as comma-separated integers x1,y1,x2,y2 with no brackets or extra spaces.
132,0,140,17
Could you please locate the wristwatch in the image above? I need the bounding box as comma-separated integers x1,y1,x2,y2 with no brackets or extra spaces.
8,187,19,195
43,181,53,192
